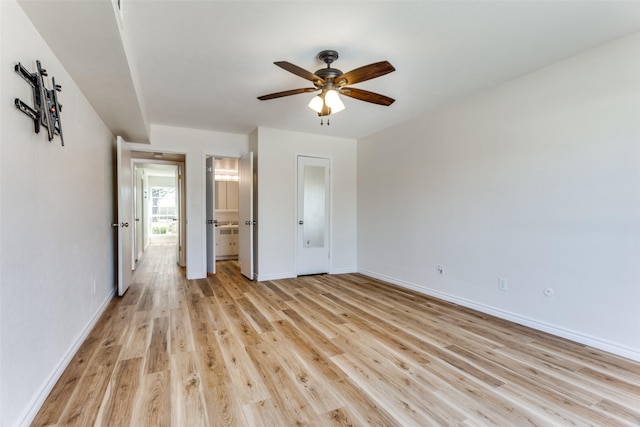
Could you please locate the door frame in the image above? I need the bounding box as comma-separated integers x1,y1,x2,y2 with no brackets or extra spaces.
294,154,332,276
122,140,187,267
238,151,254,280
133,165,145,262
132,159,185,266
205,156,216,275
201,151,242,276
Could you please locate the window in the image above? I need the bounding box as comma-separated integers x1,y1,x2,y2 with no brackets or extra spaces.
150,187,176,235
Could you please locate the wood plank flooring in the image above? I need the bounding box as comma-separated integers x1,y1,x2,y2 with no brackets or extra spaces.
33,244,640,426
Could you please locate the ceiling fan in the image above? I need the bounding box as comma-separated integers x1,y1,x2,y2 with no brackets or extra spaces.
257,50,395,119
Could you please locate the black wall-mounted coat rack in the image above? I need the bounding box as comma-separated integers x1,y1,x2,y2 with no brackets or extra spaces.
14,60,64,146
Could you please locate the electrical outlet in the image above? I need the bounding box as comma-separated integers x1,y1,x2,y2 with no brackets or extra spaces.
436,265,444,275
93,279,97,294
499,277,508,291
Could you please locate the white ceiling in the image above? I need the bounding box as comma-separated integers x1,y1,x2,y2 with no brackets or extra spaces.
18,1,640,141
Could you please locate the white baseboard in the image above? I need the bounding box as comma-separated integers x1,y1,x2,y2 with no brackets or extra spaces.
16,289,116,427
255,272,297,282
256,269,357,281
186,270,206,280
330,266,358,275
359,269,640,363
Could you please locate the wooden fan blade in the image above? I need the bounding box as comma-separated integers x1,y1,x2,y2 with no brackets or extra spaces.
274,61,325,84
336,61,395,87
257,87,318,101
340,87,395,106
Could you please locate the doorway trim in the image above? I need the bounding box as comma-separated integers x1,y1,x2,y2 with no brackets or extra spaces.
131,158,186,267
201,151,242,277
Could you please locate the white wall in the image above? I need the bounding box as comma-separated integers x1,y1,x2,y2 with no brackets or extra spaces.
0,1,116,425
358,32,640,361
126,124,248,279
255,127,357,280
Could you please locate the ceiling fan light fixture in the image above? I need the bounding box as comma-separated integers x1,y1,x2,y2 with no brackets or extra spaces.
308,95,324,113
324,90,345,114
259,50,395,120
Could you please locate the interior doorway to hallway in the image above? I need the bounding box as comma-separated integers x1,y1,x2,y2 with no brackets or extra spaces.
131,151,186,269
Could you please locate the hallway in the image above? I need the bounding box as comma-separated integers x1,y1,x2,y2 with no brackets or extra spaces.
32,245,640,425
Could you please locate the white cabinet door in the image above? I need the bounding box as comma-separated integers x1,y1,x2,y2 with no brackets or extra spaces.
231,229,239,255
214,180,238,211
217,228,234,256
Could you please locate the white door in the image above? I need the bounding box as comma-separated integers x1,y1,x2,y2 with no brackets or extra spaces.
175,165,184,266
133,167,144,263
116,136,133,296
297,156,330,275
206,157,216,275
238,152,254,279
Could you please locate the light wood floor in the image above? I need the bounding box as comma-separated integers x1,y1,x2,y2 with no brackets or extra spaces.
33,244,640,426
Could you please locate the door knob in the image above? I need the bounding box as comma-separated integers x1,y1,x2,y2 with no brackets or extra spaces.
298,220,304,225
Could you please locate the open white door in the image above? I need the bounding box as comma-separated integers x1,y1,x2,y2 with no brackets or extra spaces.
133,166,144,263
116,136,133,296
175,165,184,266
206,157,216,275
238,152,254,279
297,156,330,275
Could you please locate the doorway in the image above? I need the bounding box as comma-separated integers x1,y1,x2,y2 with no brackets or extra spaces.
206,156,240,275
116,142,186,295
131,153,186,269
297,156,330,276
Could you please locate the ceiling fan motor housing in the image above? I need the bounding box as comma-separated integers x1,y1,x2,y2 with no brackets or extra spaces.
315,67,342,81
315,50,342,86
